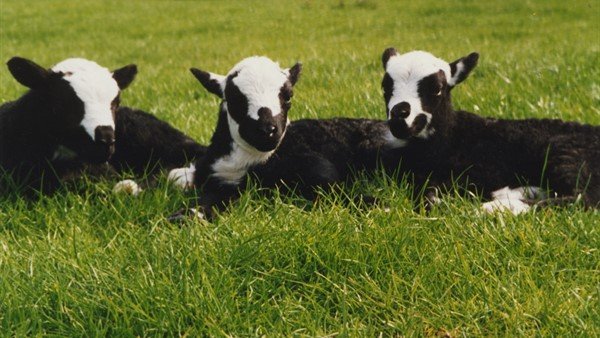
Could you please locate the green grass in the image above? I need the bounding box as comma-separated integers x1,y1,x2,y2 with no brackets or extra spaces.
1,0,599,336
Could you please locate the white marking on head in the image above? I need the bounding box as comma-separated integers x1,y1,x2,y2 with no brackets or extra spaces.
227,56,289,120
222,97,287,155
385,51,451,128
52,58,119,139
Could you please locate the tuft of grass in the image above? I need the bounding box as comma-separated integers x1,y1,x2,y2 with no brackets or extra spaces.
1,0,599,335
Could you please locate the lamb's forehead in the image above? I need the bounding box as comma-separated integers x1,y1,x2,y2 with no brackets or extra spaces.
228,56,288,93
386,51,451,83
51,58,119,99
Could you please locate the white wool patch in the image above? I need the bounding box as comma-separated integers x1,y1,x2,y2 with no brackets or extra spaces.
168,164,196,190
383,129,407,148
113,179,142,196
211,140,274,185
481,186,546,215
482,197,530,215
418,125,435,139
52,58,119,139
227,56,289,120
385,51,450,129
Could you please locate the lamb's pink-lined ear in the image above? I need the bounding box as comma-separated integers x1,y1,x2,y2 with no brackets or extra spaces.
448,52,479,87
7,57,49,89
382,47,398,70
190,68,226,98
112,64,137,89
285,62,302,86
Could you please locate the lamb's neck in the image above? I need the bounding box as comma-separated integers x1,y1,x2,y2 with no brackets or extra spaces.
427,106,460,145
200,103,274,186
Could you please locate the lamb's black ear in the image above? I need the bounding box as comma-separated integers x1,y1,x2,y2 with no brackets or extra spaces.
448,52,479,87
382,47,398,70
190,68,225,98
112,64,137,90
7,57,49,89
286,62,302,86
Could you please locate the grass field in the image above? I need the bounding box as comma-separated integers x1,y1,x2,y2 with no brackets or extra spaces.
1,0,599,336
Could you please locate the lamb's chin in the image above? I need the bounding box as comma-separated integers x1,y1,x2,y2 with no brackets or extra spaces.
388,120,409,139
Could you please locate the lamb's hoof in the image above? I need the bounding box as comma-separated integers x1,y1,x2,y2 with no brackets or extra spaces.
168,165,195,190
113,179,142,196
167,207,205,222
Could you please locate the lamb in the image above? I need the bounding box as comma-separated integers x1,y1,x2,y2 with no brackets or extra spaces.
380,48,600,213
0,56,205,195
169,56,399,221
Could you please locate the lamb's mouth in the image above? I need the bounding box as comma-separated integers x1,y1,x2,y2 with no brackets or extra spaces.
388,113,428,139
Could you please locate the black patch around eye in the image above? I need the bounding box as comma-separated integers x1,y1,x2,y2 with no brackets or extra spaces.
417,73,443,112
111,95,120,109
278,82,293,112
47,78,86,129
418,73,443,97
382,73,394,105
224,74,249,123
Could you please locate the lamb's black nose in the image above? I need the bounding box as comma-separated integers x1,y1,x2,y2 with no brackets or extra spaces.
95,126,115,145
390,102,411,119
260,123,277,137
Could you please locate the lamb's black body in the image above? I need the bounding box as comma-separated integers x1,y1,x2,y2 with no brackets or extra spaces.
389,110,600,207
110,106,206,175
255,117,390,194
190,105,391,219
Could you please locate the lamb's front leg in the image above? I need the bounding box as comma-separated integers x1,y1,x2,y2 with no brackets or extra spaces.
167,180,241,223
407,173,445,212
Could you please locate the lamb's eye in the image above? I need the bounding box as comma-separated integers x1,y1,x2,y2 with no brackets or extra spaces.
111,96,121,109
435,89,442,96
281,91,292,103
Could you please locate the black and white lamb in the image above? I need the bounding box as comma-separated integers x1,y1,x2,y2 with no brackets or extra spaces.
0,56,205,195
380,48,600,213
169,56,399,221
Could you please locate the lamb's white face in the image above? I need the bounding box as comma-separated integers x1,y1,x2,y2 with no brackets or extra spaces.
381,49,479,140
6,56,136,163
52,58,119,140
223,57,294,153
382,51,451,139
191,56,301,153
228,56,290,120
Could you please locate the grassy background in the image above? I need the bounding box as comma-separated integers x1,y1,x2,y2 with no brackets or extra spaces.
1,0,599,336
